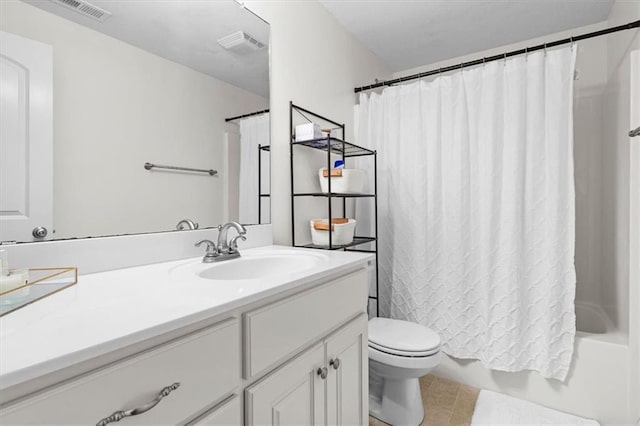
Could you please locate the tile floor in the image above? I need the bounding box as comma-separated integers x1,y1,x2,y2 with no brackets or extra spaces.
369,374,480,426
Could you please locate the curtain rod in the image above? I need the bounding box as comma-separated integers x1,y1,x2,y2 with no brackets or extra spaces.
354,20,640,93
225,108,269,122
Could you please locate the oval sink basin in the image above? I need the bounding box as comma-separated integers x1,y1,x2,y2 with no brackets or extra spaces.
199,255,321,281
169,250,329,282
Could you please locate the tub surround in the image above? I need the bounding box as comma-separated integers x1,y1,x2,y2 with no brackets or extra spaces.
0,242,373,418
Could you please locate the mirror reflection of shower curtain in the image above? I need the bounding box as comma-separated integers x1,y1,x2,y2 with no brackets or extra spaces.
239,113,270,224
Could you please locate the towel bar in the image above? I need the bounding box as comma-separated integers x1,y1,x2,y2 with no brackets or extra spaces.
144,162,217,176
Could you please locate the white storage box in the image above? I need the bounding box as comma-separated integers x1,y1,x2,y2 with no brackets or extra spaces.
295,123,322,141
318,168,365,193
310,218,356,247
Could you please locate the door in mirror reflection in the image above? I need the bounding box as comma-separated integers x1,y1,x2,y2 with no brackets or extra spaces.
0,30,53,243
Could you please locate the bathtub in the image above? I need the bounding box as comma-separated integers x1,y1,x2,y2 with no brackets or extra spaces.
576,302,610,334
575,301,627,344
435,301,632,425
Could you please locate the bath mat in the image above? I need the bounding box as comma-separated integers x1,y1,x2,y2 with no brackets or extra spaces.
471,390,600,425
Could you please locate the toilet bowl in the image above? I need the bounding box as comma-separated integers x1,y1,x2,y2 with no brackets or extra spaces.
368,317,441,426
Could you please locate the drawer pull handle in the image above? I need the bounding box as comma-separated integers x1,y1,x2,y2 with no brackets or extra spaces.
330,358,341,370
317,367,328,379
96,382,180,426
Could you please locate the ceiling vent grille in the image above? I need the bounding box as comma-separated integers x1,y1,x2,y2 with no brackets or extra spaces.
217,31,266,54
49,0,112,22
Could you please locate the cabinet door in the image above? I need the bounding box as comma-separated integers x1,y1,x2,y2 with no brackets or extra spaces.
245,343,325,426
326,314,368,426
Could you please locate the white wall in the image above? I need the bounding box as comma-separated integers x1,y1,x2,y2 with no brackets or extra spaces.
601,0,640,338
0,1,268,239
629,47,640,425
604,1,640,421
243,0,392,245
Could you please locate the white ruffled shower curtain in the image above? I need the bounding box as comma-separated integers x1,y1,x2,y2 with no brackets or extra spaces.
239,113,270,224
357,45,577,380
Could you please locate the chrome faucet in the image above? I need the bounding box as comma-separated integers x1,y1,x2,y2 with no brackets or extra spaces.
217,221,247,258
194,222,247,263
176,219,199,230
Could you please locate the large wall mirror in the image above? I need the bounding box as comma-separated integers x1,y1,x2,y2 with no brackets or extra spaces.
0,0,270,243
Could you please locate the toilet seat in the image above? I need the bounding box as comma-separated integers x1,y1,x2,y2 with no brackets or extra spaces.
369,341,439,357
369,344,441,370
368,317,441,357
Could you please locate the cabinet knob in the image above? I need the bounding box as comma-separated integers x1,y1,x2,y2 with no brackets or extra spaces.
316,367,328,379
96,382,180,425
329,358,341,370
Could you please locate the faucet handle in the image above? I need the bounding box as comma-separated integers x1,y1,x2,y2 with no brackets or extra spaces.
195,239,216,251
195,240,219,261
177,219,199,230
229,235,247,253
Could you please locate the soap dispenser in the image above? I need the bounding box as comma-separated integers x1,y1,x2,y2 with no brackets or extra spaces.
0,250,29,297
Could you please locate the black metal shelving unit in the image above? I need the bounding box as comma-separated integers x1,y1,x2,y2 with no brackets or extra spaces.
289,102,379,316
258,144,270,224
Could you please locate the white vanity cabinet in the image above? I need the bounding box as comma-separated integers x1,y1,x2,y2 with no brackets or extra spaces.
245,314,368,426
0,264,369,426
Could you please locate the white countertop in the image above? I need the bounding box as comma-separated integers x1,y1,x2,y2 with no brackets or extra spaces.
0,245,373,390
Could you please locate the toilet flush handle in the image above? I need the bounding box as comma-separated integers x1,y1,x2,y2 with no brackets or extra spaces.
329,358,341,370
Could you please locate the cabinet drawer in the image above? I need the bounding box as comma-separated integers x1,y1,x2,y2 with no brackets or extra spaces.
189,395,241,425
244,269,367,378
0,318,240,425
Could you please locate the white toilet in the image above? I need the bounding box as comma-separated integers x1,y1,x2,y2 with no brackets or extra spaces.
368,317,442,425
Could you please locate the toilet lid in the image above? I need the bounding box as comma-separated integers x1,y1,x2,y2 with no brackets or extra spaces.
368,317,441,356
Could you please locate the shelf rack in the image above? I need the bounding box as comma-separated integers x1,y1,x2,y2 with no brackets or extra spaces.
289,102,379,316
292,137,375,157
258,144,270,224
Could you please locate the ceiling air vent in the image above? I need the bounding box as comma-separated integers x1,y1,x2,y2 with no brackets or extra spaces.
217,31,266,54
48,0,112,22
